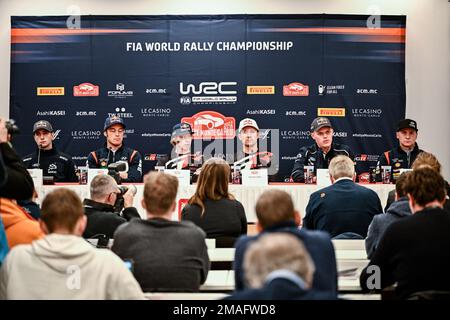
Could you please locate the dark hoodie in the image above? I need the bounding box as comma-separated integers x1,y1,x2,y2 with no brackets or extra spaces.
365,196,411,259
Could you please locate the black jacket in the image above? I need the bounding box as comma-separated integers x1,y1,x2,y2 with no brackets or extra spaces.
82,198,140,239
182,198,247,241
291,142,354,182
0,143,34,200
23,147,78,182
375,143,423,182
304,179,382,238
87,144,142,182
360,207,450,299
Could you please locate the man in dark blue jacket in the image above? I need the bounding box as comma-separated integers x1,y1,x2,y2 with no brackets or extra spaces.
227,233,336,300
87,116,142,182
233,189,337,295
304,155,382,238
291,117,353,182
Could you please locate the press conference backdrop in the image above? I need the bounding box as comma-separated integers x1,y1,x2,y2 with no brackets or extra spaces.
10,14,406,180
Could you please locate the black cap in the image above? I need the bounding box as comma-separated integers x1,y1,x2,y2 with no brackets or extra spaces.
397,119,418,132
33,120,53,134
310,117,332,132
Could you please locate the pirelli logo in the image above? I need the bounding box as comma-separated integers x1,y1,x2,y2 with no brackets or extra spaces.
317,108,346,117
247,86,275,95
36,87,65,96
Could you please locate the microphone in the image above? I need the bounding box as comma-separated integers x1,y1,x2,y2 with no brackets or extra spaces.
165,154,190,170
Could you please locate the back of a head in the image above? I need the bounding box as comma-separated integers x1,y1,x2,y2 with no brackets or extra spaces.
90,174,117,201
143,171,178,216
412,152,441,173
41,188,84,233
189,157,232,213
404,167,446,207
328,155,354,180
395,171,411,198
255,189,295,229
244,233,315,289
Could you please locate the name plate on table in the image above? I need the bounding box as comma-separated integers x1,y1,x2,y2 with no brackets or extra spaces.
27,169,43,187
241,169,268,187
87,169,108,186
316,169,331,187
164,169,191,186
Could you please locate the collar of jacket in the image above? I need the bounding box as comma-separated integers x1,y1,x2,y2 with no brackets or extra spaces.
333,177,354,185
264,220,297,232
396,143,420,155
313,142,338,154
83,198,115,213
265,269,308,290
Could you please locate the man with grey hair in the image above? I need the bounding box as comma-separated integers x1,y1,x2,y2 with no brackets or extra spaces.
304,155,382,238
82,174,140,240
226,233,335,300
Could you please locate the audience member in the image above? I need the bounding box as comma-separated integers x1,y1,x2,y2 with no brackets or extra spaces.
360,168,450,299
0,198,43,248
0,188,144,299
304,155,382,238
0,217,7,266
82,174,140,240
0,118,34,200
411,152,450,211
234,189,337,294
18,189,41,221
365,172,412,258
227,233,335,300
113,172,209,292
182,157,247,246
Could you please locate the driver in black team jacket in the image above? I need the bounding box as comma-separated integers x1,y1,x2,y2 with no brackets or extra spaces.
22,120,78,182
291,117,353,182
375,119,424,182
86,116,142,183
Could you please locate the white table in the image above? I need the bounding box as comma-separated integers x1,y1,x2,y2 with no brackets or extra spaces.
200,269,365,292
37,183,395,222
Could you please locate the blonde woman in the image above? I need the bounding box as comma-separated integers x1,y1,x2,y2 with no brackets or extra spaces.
182,158,247,246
